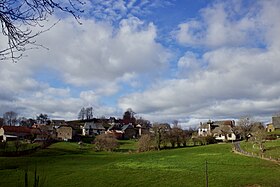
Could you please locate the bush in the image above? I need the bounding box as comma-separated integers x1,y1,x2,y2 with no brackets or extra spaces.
94,134,119,152
137,134,154,152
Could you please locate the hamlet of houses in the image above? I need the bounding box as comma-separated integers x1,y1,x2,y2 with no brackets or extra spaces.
1,114,280,143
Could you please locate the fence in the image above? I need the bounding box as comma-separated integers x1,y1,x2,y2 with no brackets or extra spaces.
232,142,280,164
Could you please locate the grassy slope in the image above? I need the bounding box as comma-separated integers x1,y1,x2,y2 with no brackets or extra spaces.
0,142,279,187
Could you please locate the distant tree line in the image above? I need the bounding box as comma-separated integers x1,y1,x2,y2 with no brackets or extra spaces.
1,111,50,126
138,122,199,152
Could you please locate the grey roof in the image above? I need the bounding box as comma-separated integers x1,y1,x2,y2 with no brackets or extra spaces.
84,122,105,130
122,124,133,131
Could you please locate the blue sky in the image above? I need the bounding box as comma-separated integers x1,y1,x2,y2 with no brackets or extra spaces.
1,0,280,127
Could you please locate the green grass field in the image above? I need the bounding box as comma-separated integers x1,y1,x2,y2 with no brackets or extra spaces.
240,140,280,160
0,141,279,187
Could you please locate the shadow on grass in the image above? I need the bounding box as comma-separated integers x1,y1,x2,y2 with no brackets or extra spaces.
31,147,91,157
115,148,135,153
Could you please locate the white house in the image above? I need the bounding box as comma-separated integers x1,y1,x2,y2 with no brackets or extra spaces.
198,120,238,141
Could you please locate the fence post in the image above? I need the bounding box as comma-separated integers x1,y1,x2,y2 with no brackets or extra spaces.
205,160,208,187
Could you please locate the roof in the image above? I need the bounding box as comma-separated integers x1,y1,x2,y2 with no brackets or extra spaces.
213,120,235,126
122,124,134,131
84,122,105,130
108,124,122,131
1,126,32,134
212,125,233,134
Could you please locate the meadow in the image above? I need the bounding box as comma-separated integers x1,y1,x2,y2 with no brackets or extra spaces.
0,140,279,187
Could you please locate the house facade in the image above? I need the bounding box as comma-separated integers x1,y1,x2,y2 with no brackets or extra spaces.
122,124,137,139
198,120,218,136
82,122,105,136
198,120,238,141
56,126,72,141
266,123,275,132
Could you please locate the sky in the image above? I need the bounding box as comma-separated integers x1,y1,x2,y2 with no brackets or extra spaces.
1,0,280,128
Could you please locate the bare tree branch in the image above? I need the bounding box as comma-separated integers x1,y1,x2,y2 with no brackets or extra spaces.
0,0,84,62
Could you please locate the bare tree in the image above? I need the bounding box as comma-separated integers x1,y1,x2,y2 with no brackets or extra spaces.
123,108,136,125
169,125,183,148
152,123,170,150
137,134,154,152
85,107,93,120
36,113,49,124
0,0,84,62
3,111,18,126
237,117,254,141
250,125,266,153
78,107,86,120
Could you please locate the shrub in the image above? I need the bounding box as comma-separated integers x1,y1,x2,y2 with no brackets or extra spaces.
137,134,154,152
94,134,119,152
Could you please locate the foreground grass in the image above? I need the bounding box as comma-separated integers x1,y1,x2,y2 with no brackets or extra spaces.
0,142,279,187
240,139,280,160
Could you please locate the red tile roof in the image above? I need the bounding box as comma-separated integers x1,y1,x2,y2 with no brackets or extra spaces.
1,126,32,134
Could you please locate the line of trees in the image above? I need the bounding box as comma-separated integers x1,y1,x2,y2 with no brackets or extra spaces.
1,111,50,126
138,123,198,152
78,107,93,120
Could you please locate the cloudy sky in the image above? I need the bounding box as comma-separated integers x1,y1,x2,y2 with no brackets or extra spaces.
1,0,280,127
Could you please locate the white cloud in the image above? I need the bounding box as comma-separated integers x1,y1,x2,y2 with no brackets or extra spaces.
175,1,262,48
119,1,280,127
32,16,169,88
0,13,169,120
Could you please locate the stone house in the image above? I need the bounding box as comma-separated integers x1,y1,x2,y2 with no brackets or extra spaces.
82,122,105,136
122,124,137,139
56,126,72,141
266,123,275,132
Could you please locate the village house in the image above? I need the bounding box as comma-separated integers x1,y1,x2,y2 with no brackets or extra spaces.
198,120,238,141
0,126,40,142
198,120,219,136
56,126,72,141
32,124,56,140
82,122,105,136
212,123,237,142
106,123,123,139
266,123,275,132
122,124,137,139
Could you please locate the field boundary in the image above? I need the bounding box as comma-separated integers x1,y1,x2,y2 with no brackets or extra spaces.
232,142,280,165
